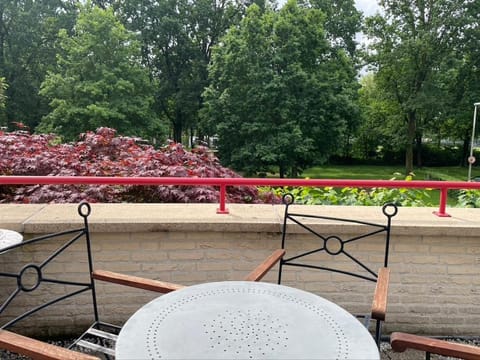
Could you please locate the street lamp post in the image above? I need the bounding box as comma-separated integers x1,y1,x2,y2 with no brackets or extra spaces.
468,102,480,181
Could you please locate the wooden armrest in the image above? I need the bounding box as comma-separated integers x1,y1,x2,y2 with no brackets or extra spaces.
391,332,480,360
243,249,286,282
371,267,389,321
0,330,99,360
92,270,186,293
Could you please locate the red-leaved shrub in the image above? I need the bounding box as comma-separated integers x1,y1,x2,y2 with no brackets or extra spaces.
0,127,276,204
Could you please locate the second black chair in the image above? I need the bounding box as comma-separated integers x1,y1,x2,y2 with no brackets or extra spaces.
277,194,398,346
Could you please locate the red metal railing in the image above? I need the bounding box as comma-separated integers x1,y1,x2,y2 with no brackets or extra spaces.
1,175,480,216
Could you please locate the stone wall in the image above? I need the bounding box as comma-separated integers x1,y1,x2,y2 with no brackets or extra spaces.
1,203,479,338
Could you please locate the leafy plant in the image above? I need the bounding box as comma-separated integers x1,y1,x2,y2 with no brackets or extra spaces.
38,4,160,141
259,173,434,206
456,190,480,208
0,127,277,204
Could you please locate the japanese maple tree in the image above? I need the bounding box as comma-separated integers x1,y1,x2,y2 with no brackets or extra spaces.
0,127,275,204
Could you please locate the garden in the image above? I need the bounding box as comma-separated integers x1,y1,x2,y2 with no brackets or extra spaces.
2,127,480,209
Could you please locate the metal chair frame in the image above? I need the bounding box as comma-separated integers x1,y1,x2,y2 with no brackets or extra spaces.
277,193,398,346
0,203,117,358
0,202,286,359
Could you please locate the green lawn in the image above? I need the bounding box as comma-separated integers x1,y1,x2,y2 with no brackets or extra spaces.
299,165,471,206
301,165,469,182
260,165,470,205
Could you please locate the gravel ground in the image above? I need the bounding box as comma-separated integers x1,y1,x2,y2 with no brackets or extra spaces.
1,338,479,359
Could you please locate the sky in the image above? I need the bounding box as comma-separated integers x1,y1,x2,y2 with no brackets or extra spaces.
355,0,380,17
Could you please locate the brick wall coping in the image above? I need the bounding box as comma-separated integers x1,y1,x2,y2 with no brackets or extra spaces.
1,203,480,237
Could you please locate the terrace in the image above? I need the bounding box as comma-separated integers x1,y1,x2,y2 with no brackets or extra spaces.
1,176,480,359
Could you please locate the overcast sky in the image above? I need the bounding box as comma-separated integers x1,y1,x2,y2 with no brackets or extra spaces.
355,0,380,16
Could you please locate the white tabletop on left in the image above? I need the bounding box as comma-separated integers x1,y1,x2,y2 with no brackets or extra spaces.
0,229,23,251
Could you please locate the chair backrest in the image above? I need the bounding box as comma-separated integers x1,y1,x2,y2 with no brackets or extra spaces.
278,194,398,284
0,203,99,336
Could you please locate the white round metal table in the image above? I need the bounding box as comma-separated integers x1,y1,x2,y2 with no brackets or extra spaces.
116,281,379,360
0,229,23,253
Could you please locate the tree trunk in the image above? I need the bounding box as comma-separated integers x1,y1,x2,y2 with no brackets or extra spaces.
290,165,298,178
173,112,183,143
415,133,423,168
461,136,469,167
173,125,182,143
405,111,416,175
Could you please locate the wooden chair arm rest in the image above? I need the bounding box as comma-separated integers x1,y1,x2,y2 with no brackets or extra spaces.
371,267,389,321
391,332,480,360
92,270,186,293
0,330,100,360
244,249,286,282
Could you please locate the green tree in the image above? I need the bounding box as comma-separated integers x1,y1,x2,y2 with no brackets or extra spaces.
39,3,161,140
202,1,359,177
114,0,243,143
438,5,480,167
0,0,77,130
0,76,7,126
355,74,403,162
365,0,476,174
308,0,361,57
0,77,6,108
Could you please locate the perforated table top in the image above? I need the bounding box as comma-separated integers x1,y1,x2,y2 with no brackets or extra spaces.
116,281,379,360
0,229,23,251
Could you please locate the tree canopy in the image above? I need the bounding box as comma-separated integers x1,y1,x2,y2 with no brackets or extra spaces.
114,0,244,143
202,0,359,177
0,0,77,130
1,0,479,177
365,0,478,173
38,3,161,140
0,77,6,110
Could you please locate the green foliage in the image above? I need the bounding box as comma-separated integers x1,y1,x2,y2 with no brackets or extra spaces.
116,0,243,142
0,77,7,126
456,190,480,208
0,77,7,109
38,3,162,141
0,0,77,130
364,0,477,173
308,0,361,57
259,174,434,207
202,1,359,177
354,74,404,162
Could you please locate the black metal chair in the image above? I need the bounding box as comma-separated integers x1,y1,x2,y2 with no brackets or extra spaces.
0,202,183,359
277,194,398,346
0,202,286,359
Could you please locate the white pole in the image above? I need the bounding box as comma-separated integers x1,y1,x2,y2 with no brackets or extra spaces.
468,103,480,181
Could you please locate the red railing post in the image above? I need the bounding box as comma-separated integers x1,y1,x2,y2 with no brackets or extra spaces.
216,184,229,214
433,187,450,217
